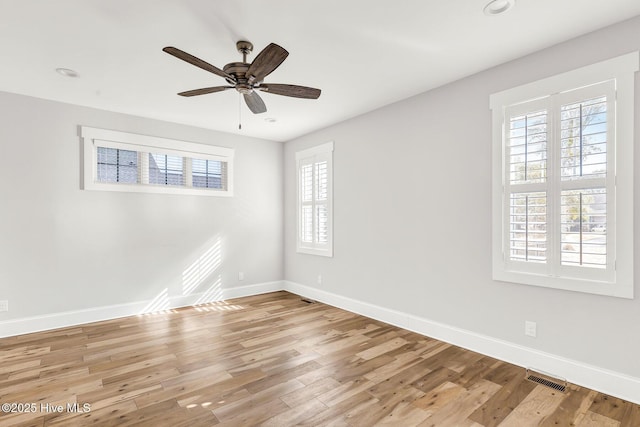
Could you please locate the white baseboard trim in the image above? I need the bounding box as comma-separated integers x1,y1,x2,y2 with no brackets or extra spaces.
3,279,638,405
220,281,284,300
0,281,284,339
283,280,640,405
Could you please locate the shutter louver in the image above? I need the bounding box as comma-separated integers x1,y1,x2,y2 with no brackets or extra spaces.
192,158,226,190
300,163,314,243
301,206,313,243
508,110,547,185
301,164,313,202
560,189,607,268
507,108,549,265
560,97,607,180
148,153,185,186
315,160,329,244
509,192,547,262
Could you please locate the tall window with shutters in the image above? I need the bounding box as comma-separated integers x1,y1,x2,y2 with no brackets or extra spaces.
491,52,636,298
296,142,333,257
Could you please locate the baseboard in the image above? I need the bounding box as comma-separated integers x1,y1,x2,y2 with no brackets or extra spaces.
219,281,284,300
283,280,640,405
3,279,638,405
0,281,284,339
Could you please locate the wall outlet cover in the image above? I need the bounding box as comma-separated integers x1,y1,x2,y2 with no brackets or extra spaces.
525,320,537,337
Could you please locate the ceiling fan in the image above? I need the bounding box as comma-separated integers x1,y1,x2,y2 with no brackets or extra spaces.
162,41,321,114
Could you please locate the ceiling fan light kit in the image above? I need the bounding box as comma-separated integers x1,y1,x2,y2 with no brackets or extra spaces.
163,40,321,116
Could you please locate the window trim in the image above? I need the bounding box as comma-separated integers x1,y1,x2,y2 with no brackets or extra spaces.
295,141,334,257
490,52,637,298
81,126,234,196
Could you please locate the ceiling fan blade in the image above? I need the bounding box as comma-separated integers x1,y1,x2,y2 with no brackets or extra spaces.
246,43,288,83
258,84,321,99
243,91,267,114
177,86,233,97
163,46,234,81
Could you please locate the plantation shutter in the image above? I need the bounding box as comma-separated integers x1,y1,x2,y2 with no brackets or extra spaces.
299,160,314,244
147,153,185,186
557,86,612,272
505,100,549,273
93,140,229,191
503,80,614,280
315,159,329,244
296,141,333,257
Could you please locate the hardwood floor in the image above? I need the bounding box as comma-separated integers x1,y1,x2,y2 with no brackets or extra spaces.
1,291,638,426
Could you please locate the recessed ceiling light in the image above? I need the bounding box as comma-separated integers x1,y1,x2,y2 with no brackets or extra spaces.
483,0,515,15
264,117,277,123
55,68,79,78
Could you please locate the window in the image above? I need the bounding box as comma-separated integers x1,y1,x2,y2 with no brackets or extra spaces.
192,159,226,189
491,52,637,298
296,142,334,257
149,153,184,186
97,147,138,184
81,127,233,196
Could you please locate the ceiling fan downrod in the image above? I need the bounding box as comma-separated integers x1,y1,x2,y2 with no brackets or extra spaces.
236,41,253,64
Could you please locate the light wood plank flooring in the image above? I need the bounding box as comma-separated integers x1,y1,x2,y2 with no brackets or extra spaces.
1,291,638,426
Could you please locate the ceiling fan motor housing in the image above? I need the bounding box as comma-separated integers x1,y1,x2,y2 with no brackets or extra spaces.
223,62,254,93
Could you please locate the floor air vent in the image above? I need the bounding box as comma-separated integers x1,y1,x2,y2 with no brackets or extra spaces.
525,368,567,392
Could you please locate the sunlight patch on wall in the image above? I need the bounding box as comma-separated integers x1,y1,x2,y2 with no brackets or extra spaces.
183,236,222,296
193,275,223,306
139,288,173,314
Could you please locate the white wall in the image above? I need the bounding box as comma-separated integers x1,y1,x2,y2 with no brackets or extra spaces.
284,15,640,383
1,13,639,404
0,92,283,328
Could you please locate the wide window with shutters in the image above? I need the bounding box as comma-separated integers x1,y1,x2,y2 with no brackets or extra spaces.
491,52,636,298
81,127,233,196
296,142,333,257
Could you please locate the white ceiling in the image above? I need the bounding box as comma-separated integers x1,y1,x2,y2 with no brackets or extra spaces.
2,1,639,142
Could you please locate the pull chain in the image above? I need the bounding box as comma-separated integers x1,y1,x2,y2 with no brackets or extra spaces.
238,93,242,130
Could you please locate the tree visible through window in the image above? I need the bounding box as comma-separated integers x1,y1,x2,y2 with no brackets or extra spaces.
491,52,637,298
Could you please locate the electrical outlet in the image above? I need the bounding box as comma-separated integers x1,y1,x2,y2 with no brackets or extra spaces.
317,275,322,285
525,320,537,337
0,300,8,312
238,272,244,281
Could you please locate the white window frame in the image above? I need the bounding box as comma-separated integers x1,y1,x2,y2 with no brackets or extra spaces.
296,142,334,257
81,126,234,197
490,52,637,298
